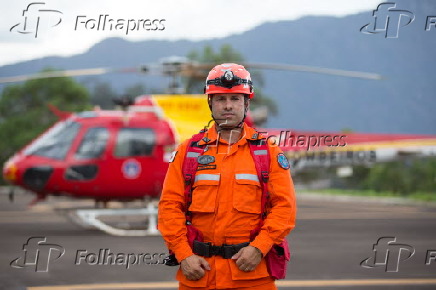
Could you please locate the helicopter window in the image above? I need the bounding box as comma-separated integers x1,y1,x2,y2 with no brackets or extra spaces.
115,128,155,157
23,120,81,160
75,127,109,160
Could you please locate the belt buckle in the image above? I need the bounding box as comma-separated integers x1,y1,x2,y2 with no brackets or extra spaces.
209,245,222,257
194,241,249,259
222,244,235,259
223,242,250,259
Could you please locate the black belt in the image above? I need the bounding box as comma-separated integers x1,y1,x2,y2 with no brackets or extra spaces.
193,241,249,259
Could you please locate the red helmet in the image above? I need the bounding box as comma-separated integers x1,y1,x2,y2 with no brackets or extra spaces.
204,63,254,99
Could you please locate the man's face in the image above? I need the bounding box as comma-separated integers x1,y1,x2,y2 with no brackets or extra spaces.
210,93,247,128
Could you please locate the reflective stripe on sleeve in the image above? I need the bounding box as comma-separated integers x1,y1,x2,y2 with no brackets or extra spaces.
194,174,220,182
235,174,259,182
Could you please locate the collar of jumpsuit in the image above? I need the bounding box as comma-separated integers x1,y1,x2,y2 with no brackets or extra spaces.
198,122,263,153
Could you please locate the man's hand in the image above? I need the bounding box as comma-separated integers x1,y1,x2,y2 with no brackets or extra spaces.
232,245,262,272
180,255,210,281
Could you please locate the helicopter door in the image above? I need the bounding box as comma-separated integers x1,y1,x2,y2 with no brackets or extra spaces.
109,128,159,198
65,127,110,181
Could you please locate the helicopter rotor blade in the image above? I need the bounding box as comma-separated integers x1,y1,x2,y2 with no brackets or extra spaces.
0,66,158,84
242,62,383,80
177,62,383,81
0,60,383,84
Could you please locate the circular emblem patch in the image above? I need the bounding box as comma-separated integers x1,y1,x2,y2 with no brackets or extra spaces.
122,159,141,179
277,153,290,170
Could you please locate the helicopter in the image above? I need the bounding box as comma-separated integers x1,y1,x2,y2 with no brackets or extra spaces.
3,96,175,204
2,57,436,235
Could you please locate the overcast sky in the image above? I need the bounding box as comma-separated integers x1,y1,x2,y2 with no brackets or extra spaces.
0,0,380,67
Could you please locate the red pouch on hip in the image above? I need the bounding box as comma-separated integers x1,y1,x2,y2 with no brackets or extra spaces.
264,239,291,279
250,226,291,280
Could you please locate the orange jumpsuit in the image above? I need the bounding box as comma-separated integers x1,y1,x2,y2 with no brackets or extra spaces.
158,123,297,289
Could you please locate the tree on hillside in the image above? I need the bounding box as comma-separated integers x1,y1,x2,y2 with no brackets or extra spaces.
90,81,117,109
185,44,277,116
0,71,91,180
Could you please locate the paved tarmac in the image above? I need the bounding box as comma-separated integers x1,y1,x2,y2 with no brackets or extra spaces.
1,188,435,290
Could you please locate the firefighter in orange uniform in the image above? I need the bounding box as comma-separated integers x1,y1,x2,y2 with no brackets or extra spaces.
158,63,296,289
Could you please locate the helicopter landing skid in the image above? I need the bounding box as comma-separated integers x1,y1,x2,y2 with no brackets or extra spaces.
71,203,159,236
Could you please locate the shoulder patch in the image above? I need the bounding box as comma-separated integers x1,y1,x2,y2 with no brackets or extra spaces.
277,153,290,170
197,155,215,165
168,151,177,163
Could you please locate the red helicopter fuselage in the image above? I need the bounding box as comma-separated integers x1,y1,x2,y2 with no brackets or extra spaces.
3,104,176,201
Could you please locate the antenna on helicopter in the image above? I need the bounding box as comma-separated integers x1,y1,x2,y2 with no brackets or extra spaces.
160,56,190,94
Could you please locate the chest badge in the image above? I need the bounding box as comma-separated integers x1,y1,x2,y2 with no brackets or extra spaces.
197,155,215,165
277,153,290,170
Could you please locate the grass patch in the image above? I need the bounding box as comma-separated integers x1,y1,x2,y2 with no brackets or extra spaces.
298,189,436,202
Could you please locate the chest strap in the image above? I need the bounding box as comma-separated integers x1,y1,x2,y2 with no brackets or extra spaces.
183,130,206,223
248,138,270,221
